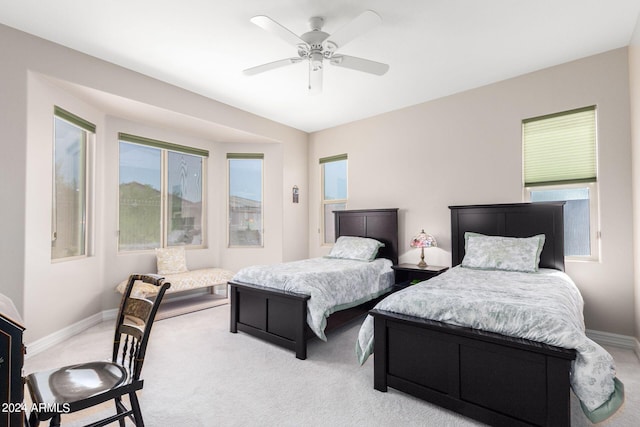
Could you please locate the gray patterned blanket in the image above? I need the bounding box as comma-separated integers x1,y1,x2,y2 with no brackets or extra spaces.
232,257,393,340
356,266,623,417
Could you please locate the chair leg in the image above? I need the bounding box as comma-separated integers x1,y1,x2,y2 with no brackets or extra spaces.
129,392,145,427
28,411,40,427
114,397,126,427
49,414,61,427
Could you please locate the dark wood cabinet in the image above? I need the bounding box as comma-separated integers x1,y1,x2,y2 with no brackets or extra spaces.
1,294,26,427
391,264,448,290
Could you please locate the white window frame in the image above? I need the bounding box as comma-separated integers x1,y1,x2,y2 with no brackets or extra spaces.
51,106,95,261
227,153,264,248
320,154,348,245
524,182,600,261
522,106,599,261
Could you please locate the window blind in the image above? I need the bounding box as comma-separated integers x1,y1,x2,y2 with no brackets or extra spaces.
523,106,596,187
319,154,347,164
54,106,96,133
119,132,209,157
226,153,264,159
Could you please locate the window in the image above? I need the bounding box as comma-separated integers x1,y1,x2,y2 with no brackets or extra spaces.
52,107,95,260
320,154,348,244
118,133,207,251
523,106,599,259
228,153,263,247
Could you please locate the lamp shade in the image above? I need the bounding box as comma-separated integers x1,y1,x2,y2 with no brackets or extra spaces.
410,230,437,249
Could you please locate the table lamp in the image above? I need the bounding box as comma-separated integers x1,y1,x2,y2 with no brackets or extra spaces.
410,229,437,268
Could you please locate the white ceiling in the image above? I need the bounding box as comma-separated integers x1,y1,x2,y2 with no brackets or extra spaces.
1,0,640,133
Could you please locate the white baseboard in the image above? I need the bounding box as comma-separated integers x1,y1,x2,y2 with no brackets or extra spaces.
102,308,118,321
24,292,220,358
586,329,638,351
25,309,117,358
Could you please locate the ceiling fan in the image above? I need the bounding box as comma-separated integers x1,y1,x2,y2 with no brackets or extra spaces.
243,10,389,93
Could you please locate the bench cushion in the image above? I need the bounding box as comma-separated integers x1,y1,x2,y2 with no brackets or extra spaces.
116,268,235,297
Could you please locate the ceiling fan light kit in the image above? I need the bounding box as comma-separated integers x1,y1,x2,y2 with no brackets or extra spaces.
244,10,389,93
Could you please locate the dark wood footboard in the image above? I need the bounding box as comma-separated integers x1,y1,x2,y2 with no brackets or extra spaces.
229,280,311,359
371,309,576,427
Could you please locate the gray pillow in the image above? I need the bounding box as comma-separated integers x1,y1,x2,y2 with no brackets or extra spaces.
325,236,385,262
461,232,545,273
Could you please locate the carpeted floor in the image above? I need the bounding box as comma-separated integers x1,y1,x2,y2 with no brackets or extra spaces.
24,304,640,426
154,294,229,320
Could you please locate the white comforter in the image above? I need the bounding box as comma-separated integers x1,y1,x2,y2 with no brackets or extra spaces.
356,266,618,413
232,257,394,340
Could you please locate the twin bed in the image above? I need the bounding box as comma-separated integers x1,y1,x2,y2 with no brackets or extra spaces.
229,208,399,360
229,204,623,426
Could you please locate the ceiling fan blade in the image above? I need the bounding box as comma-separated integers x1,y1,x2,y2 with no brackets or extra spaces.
250,15,308,48
329,55,389,76
308,62,323,94
243,58,303,76
324,10,382,51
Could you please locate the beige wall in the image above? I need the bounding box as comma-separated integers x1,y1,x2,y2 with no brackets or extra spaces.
24,75,107,336
630,15,640,345
310,48,635,336
0,24,308,342
0,25,28,318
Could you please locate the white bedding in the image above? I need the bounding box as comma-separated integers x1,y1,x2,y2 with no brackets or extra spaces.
356,266,620,414
232,257,394,340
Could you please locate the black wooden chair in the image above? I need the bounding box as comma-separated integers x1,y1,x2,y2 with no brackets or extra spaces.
25,274,171,427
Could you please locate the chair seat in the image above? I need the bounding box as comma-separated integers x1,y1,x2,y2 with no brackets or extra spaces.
27,361,130,405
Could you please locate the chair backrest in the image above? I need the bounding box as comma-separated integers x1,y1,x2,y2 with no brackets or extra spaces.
112,274,171,380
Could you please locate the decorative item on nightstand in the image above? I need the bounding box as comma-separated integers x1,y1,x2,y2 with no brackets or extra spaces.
410,229,437,268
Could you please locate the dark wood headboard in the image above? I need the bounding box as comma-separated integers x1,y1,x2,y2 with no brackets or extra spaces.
334,208,399,265
449,203,565,271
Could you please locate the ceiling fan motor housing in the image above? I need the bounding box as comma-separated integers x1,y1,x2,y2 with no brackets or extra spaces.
300,22,330,70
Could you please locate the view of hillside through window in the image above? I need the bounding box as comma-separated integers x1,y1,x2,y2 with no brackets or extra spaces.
119,141,204,251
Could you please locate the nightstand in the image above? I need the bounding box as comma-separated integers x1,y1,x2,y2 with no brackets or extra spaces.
391,264,448,291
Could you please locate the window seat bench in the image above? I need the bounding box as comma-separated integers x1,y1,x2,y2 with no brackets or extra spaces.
115,268,235,318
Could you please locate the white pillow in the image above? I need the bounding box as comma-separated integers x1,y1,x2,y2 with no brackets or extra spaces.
155,246,188,275
461,232,545,273
325,236,385,262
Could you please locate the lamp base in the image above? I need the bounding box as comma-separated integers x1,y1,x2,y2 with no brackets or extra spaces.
417,247,427,268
